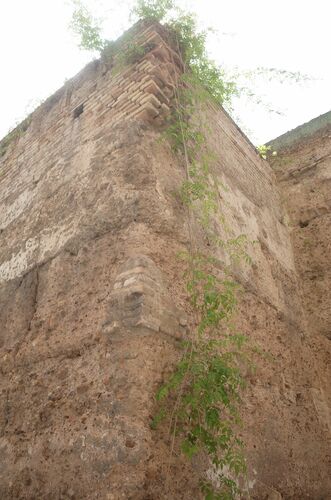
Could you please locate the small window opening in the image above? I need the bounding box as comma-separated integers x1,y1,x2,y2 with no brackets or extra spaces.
73,103,84,119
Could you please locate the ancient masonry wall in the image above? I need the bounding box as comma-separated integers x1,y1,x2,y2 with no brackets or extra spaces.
0,21,329,499
269,112,331,340
270,115,331,475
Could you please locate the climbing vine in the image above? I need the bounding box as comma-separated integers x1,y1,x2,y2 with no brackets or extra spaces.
68,1,265,497
256,144,277,160
131,3,255,497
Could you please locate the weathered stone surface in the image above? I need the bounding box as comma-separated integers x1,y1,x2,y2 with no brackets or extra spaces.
0,20,330,500
270,114,331,340
270,117,331,492
103,254,187,339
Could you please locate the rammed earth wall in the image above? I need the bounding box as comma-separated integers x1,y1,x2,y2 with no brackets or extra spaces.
0,20,329,499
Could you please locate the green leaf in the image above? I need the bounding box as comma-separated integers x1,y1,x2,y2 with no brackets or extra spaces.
181,438,199,458
156,385,169,401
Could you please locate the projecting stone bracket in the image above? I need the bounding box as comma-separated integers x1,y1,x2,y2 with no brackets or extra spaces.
102,254,187,340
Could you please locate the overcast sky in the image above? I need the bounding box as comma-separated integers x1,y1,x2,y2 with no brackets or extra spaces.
0,0,330,144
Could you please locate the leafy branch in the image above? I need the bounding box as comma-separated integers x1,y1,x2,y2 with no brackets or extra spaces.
70,0,105,51
130,3,256,496
67,2,288,497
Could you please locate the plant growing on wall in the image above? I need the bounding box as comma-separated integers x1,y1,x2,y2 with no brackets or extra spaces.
70,0,105,51
148,15,254,495
69,1,257,497
68,1,302,497
0,116,31,158
131,0,175,21
256,144,277,160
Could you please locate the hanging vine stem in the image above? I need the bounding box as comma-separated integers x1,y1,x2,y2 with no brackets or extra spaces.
163,44,198,493
149,19,258,499
69,2,261,498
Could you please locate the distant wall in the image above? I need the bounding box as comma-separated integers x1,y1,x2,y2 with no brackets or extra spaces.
268,110,331,151
270,115,331,340
271,119,331,467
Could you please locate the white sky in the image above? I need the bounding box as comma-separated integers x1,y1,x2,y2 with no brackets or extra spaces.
0,0,330,144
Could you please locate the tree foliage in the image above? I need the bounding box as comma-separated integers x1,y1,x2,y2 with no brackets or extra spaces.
131,0,175,22
70,0,309,115
70,0,104,51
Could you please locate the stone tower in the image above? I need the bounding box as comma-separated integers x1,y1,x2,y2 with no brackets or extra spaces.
0,21,330,499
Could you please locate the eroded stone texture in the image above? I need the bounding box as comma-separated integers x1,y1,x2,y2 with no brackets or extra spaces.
103,255,187,339
270,113,331,340
0,20,330,500
270,115,331,481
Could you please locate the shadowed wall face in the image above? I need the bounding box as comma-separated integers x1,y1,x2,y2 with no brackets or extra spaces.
0,22,330,499
271,122,331,488
271,120,331,341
